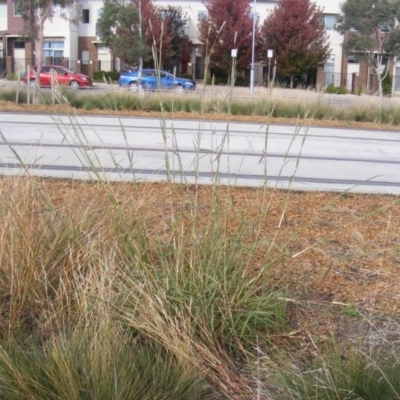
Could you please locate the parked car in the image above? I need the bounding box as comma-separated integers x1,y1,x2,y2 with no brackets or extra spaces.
118,69,196,93
23,65,92,89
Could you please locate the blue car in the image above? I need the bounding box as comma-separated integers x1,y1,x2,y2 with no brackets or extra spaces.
118,69,196,93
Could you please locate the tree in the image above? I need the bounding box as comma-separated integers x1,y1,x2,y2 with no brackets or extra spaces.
159,6,188,71
97,0,175,70
15,0,79,102
141,0,173,67
197,0,254,81
336,0,400,102
260,0,329,88
96,0,150,69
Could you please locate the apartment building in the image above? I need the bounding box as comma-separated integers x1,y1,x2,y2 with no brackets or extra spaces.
1,0,399,92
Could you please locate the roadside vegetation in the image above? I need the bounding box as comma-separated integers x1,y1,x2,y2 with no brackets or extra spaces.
0,171,400,399
1,87,400,128
1,79,400,398
1,0,400,393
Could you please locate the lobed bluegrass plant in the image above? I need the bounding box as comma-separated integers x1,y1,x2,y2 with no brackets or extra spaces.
0,318,210,400
0,100,288,398
269,341,400,399
0,174,232,398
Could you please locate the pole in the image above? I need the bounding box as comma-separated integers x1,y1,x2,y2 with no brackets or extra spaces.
51,68,55,105
16,66,20,104
268,57,271,90
138,0,143,96
27,65,30,105
231,31,237,86
250,0,256,94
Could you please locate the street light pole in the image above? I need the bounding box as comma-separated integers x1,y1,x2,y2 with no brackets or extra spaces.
250,0,256,94
138,0,143,96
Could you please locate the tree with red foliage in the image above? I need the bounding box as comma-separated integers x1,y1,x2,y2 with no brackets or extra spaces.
140,0,173,66
260,0,329,88
159,6,189,71
197,0,254,81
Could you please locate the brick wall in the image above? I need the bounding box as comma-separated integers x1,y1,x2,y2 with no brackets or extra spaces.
358,62,368,90
6,55,12,73
25,41,34,66
341,52,348,88
78,36,98,77
316,66,325,90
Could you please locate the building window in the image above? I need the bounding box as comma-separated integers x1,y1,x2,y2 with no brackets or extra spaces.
198,10,207,21
183,18,190,37
323,15,337,30
14,40,25,49
43,41,64,65
82,9,89,23
95,9,103,37
0,2,8,31
97,47,109,56
347,55,359,64
380,22,391,33
250,12,260,23
82,50,89,65
13,1,21,16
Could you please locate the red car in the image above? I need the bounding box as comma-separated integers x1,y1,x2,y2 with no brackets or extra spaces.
23,65,92,89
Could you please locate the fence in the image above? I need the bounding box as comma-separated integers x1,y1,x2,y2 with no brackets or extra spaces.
320,71,380,93
319,72,348,89
0,58,5,77
5,58,189,79
5,58,121,76
395,74,400,92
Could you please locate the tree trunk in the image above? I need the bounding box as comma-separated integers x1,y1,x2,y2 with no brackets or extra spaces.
375,55,385,109
34,19,44,104
378,72,383,109
290,75,294,89
34,1,53,104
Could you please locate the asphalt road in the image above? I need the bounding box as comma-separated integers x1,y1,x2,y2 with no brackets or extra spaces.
0,112,400,194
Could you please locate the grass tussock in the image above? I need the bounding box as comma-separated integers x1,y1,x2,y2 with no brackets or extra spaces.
274,343,400,399
0,176,289,399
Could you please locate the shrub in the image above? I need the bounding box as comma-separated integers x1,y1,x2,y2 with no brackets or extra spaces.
0,89,17,102
325,85,348,95
382,67,392,96
179,73,193,80
234,76,247,86
6,72,18,81
7,70,26,80
206,76,227,85
93,70,120,83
